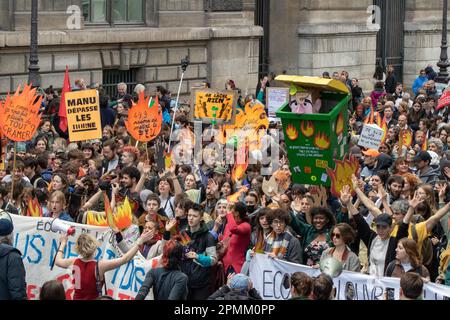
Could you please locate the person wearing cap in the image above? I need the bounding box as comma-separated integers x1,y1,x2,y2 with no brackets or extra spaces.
360,149,380,180
415,151,440,185
208,273,262,300
344,179,409,277
0,219,27,300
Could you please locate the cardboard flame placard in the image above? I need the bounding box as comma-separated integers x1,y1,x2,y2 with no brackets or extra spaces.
326,155,360,198
285,124,299,141
0,84,42,141
231,143,249,183
125,93,162,142
300,120,314,138
86,195,133,231
314,131,330,150
218,101,269,151
227,186,248,203
336,113,344,135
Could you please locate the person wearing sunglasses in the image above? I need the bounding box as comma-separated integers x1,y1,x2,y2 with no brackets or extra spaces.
320,223,360,272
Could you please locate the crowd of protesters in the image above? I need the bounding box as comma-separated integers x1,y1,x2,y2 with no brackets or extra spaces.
0,63,450,301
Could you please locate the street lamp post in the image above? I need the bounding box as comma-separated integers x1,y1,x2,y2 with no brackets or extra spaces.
436,0,450,84
28,0,40,87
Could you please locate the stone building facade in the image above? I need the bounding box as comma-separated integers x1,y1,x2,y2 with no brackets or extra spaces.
0,0,262,97
268,0,450,91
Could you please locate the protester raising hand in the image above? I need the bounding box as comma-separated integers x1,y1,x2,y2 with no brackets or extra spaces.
165,218,178,232
408,190,425,209
340,185,352,205
436,182,447,203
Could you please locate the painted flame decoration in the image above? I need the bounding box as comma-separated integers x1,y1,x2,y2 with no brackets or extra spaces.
314,131,330,150
335,113,344,135
326,155,360,198
86,196,133,231
285,124,299,141
227,186,249,203
231,143,249,183
125,93,162,142
27,198,43,217
300,120,314,138
218,101,269,151
0,84,42,141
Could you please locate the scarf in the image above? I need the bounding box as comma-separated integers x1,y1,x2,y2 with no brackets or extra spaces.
264,231,293,259
254,230,265,254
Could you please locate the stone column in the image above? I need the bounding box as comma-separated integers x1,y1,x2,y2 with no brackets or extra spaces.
269,0,378,91
403,0,450,88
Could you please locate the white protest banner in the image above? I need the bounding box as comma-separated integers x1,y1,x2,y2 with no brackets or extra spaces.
11,215,159,300
266,87,289,120
358,124,384,150
249,253,450,300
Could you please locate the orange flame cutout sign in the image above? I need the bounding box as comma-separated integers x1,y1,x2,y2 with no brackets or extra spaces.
115,197,133,231
300,121,314,138
27,198,42,217
335,113,344,135
86,211,108,227
0,84,42,142
231,143,249,183
326,155,360,198
285,124,299,141
314,131,330,150
125,93,162,142
227,186,249,203
103,192,117,230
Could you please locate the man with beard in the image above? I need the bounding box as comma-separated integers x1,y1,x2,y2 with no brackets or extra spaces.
116,165,149,218
101,139,121,175
360,149,380,180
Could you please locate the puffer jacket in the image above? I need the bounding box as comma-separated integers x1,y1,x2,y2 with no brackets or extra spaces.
181,221,217,289
0,244,27,300
418,165,441,185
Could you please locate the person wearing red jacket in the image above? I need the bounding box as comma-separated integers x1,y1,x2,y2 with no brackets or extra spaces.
221,202,251,276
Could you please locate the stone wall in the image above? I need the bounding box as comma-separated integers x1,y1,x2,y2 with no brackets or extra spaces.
0,25,262,97
403,0,450,88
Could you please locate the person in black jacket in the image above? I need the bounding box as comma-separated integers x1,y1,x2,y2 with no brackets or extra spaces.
208,273,262,300
178,203,217,300
135,240,188,300
0,218,27,300
384,65,397,94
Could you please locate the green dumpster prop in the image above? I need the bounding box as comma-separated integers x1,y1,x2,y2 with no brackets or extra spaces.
275,75,351,186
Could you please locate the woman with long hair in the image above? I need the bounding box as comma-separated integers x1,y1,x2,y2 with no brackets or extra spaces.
408,102,426,131
402,173,422,199
320,223,361,272
385,238,430,281
393,157,411,176
135,240,188,300
56,231,150,300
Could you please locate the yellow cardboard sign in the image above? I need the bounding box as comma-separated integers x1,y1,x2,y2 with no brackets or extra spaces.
191,89,237,124
65,90,102,141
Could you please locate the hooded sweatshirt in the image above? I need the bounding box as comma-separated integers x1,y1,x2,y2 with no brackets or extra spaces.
0,244,27,300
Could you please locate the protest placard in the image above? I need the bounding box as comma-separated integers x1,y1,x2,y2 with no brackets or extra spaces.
65,89,102,141
358,123,384,150
125,93,162,142
266,87,289,120
0,84,42,142
191,89,237,124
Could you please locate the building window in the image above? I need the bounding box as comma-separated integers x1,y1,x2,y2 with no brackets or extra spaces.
83,0,144,25
102,69,138,98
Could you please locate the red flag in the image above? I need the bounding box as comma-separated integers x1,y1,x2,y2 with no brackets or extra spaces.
437,86,450,110
58,66,71,132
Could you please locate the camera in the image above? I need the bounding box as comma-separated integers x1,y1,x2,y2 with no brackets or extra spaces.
181,56,190,72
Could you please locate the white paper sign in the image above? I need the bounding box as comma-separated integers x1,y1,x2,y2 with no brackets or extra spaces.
358,124,384,149
266,87,290,119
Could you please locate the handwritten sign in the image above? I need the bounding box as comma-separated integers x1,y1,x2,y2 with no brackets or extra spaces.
358,124,384,150
191,89,237,124
65,89,102,141
0,84,42,141
266,87,289,119
125,93,162,142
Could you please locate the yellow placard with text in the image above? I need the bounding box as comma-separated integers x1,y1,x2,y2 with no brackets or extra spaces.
191,89,237,124
65,90,102,142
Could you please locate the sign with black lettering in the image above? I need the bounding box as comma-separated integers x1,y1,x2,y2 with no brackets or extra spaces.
65,89,102,141
358,124,384,150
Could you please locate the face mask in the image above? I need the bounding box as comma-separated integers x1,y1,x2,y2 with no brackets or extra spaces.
175,123,180,129
247,205,255,213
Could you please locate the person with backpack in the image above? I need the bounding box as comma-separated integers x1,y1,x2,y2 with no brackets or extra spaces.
385,238,430,281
